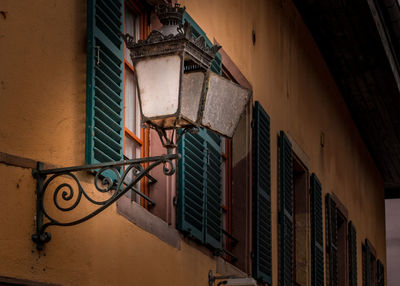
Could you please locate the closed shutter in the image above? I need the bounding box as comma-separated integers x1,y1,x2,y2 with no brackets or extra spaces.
311,174,324,286
348,221,358,286
252,101,272,284
177,131,206,241
86,0,124,166
279,131,293,286
377,259,384,286
177,13,222,250
177,128,222,249
326,194,338,286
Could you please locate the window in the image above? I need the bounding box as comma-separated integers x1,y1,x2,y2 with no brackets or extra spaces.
326,193,354,286
122,1,149,204
362,239,376,286
278,131,311,286
85,0,149,202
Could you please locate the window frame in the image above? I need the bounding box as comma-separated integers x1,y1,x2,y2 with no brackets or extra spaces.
122,0,150,206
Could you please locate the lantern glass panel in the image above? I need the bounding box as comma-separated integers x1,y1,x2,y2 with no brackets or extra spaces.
135,54,182,119
180,71,205,124
202,73,250,138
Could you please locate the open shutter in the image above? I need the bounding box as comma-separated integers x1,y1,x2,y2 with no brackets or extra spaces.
348,221,358,286
177,131,206,242
177,128,222,248
252,102,272,284
204,130,222,249
377,259,384,286
311,174,324,286
279,131,293,286
362,240,371,286
326,194,338,286
86,0,124,165
177,13,222,249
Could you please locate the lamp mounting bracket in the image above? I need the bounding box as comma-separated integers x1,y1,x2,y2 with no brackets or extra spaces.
32,153,179,250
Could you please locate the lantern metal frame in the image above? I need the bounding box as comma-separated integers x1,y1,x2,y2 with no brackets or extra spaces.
122,3,221,132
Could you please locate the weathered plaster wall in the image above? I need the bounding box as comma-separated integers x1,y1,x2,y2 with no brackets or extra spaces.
0,0,386,285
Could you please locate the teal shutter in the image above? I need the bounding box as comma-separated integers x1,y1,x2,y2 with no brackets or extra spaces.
177,131,206,241
204,130,222,248
86,0,124,166
252,102,272,284
177,129,222,249
326,194,338,286
177,13,223,250
377,259,384,286
279,131,293,286
311,174,324,286
363,239,372,286
348,221,358,286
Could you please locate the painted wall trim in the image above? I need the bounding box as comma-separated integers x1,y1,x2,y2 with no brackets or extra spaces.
117,195,181,249
0,151,56,170
0,276,60,286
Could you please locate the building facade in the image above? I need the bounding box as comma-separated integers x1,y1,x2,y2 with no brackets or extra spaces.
0,0,391,285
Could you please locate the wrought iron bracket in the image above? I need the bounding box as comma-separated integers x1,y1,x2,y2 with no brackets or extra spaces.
32,153,179,250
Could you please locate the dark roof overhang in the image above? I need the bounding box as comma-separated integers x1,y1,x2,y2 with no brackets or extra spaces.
292,0,400,198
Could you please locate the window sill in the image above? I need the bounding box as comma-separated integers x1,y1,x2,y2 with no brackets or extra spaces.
117,195,181,249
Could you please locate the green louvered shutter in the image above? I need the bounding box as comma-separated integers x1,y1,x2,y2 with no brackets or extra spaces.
377,259,384,286
252,102,272,284
279,131,293,286
326,194,338,286
311,174,324,286
348,221,358,286
86,0,124,166
177,13,222,249
177,131,206,241
177,129,222,248
204,130,222,248
363,239,372,286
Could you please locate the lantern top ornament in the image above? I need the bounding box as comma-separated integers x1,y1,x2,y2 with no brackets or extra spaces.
155,3,185,25
122,3,221,70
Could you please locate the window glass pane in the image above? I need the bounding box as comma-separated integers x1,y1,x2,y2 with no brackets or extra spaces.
124,6,140,66
124,68,140,137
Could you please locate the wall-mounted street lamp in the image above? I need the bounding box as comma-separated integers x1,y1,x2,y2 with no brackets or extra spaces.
32,3,250,250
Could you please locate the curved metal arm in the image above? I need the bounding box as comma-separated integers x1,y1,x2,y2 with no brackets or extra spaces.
32,153,179,250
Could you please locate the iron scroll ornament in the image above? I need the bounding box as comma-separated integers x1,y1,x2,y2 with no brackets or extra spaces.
32,153,179,250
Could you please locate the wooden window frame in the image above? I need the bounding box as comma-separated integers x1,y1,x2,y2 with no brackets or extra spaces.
326,193,349,286
122,0,150,207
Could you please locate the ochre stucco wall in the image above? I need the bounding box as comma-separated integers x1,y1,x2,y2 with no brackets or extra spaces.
0,0,386,285
180,0,386,284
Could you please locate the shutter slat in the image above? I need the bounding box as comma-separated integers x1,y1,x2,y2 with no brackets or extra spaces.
311,174,325,286
279,131,293,286
252,102,272,284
